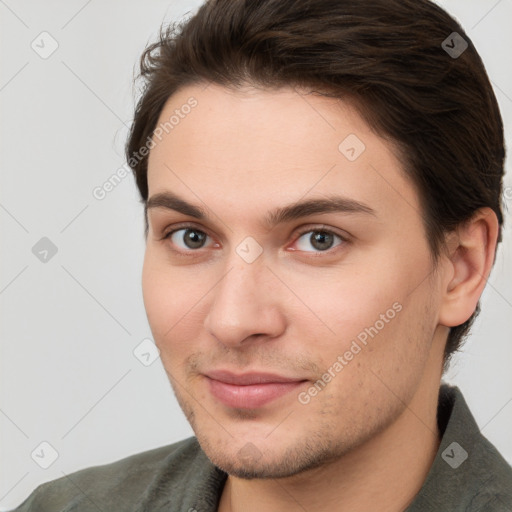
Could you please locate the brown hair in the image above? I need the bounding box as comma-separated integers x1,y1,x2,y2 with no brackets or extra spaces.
126,0,505,368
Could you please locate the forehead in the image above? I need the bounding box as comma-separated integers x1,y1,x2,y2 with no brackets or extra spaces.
146,83,420,226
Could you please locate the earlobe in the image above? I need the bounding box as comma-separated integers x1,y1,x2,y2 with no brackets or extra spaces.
438,207,499,328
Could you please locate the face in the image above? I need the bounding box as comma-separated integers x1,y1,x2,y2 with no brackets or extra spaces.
143,83,445,479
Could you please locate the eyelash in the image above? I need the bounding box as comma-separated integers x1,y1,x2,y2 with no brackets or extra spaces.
160,223,349,258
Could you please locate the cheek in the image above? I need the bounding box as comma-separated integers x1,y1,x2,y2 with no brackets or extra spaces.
142,252,169,334
286,265,404,350
288,250,434,373
141,250,201,355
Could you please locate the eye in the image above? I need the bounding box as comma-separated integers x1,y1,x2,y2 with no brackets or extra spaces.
161,224,347,255
165,227,212,250
294,228,345,253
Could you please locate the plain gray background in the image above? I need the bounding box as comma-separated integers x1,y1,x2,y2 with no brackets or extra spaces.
1,0,511,509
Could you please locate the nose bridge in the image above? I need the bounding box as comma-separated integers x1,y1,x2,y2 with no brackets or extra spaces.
221,235,272,299
204,248,284,346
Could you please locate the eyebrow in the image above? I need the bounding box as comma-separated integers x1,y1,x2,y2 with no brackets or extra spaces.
146,191,376,229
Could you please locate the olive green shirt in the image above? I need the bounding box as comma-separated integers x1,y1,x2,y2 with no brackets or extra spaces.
11,384,512,511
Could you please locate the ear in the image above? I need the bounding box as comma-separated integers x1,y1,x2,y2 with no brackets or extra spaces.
438,207,499,328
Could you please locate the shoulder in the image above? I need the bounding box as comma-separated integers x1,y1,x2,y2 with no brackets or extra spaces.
465,433,512,511
449,386,512,509
10,437,204,512
409,385,512,511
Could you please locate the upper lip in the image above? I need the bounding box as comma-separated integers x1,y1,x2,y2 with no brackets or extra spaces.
204,370,306,385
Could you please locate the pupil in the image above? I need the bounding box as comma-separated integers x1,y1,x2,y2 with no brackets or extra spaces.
185,229,206,249
311,231,333,251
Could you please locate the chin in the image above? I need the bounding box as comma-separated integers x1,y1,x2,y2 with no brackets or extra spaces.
199,432,344,480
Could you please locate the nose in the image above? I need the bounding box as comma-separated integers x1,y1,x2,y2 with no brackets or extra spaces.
203,255,287,348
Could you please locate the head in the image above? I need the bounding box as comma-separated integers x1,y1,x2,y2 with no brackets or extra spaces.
126,0,504,478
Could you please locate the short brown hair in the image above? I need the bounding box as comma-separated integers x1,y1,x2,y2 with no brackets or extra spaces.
126,0,505,368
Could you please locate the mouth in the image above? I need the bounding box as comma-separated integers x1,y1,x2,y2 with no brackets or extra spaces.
204,370,308,409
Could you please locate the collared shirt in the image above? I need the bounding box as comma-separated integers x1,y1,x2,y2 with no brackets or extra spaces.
10,384,512,511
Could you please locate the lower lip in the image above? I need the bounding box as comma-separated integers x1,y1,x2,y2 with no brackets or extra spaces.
206,378,307,409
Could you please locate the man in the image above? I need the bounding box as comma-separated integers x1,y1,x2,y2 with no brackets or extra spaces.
12,0,512,510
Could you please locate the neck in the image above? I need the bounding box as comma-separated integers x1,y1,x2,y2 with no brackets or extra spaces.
218,357,443,512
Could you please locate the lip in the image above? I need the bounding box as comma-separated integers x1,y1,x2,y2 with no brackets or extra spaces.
205,370,305,385
204,370,308,409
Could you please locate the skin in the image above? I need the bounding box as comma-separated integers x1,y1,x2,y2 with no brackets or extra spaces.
143,83,498,512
